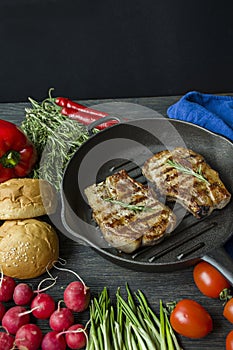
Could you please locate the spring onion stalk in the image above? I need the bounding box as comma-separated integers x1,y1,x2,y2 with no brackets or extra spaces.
130,328,139,350
160,300,167,350
136,290,161,348
136,290,161,338
165,315,175,350
110,307,120,350
126,284,137,312
164,312,183,350
86,285,182,350
125,323,134,350
138,305,161,346
96,327,103,350
101,310,111,349
131,324,150,350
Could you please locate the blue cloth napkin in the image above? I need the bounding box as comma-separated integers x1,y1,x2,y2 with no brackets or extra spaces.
167,91,233,142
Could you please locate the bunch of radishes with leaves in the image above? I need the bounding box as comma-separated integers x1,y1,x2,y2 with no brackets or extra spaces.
0,262,90,350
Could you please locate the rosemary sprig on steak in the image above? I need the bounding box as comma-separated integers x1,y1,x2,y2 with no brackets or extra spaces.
104,197,154,213
166,159,210,185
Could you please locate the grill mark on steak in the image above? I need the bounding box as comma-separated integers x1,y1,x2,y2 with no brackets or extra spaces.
84,169,176,253
142,147,231,218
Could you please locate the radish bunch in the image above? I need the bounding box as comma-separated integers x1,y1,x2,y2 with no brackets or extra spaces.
0,267,90,350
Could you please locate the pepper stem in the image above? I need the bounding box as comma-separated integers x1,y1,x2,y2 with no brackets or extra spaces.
0,150,20,168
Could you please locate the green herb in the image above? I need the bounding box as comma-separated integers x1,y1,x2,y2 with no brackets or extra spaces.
86,285,183,350
104,198,154,213
20,89,90,191
166,159,210,185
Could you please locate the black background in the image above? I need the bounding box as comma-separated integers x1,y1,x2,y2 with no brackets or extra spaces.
0,0,233,102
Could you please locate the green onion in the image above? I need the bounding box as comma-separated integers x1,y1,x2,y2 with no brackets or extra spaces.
86,285,183,350
165,312,175,350
160,300,167,350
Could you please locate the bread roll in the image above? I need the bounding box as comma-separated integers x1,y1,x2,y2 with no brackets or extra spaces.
0,178,57,220
0,219,59,279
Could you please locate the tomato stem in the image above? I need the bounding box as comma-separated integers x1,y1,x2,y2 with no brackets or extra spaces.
219,288,232,303
165,301,177,315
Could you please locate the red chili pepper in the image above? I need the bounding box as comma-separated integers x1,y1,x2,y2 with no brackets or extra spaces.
55,96,120,130
55,97,109,119
0,120,37,183
61,107,118,130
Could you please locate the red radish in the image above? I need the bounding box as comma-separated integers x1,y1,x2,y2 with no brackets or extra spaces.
31,293,55,319
52,262,90,312
2,306,30,334
13,283,34,305
12,274,57,307
64,281,90,312
41,331,66,350
63,324,87,349
49,301,74,331
0,275,16,302
15,323,43,350
0,329,14,350
0,302,6,321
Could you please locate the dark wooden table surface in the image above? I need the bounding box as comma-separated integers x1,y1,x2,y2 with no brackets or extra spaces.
1,95,232,350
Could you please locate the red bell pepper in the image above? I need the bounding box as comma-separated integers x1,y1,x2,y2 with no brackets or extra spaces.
0,119,37,183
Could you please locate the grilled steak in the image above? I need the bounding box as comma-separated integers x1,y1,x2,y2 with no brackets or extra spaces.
84,169,176,253
142,147,231,218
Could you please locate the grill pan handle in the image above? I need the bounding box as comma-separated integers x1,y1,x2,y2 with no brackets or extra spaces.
202,246,233,285
87,116,120,136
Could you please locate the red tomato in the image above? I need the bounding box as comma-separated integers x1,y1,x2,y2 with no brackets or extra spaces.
223,298,233,323
193,261,230,298
170,299,213,339
226,330,233,350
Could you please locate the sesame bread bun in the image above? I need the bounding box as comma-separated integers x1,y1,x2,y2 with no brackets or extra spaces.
0,178,57,220
0,219,59,279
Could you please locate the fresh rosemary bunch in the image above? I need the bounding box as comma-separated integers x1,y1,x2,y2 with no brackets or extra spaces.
166,159,210,185
21,92,90,191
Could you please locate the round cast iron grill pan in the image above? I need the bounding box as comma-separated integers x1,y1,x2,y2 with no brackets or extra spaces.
60,118,233,282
